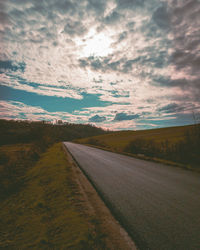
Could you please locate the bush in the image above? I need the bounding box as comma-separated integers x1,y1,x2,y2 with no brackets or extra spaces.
125,125,200,167
86,138,106,147
0,152,9,165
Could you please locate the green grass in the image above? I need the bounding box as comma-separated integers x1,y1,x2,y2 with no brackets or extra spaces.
0,143,106,249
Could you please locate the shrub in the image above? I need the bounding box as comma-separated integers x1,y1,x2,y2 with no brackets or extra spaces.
125,124,200,167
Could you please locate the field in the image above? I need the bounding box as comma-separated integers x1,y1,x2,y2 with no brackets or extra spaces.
0,143,106,249
76,124,200,169
76,124,195,151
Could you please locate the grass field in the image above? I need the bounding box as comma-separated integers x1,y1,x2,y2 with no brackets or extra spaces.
75,124,200,168
0,143,106,249
76,125,194,150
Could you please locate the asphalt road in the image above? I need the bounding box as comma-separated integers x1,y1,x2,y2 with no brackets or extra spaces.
64,142,200,250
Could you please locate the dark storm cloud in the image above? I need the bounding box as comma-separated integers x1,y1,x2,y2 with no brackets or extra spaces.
79,59,89,68
153,77,188,88
86,0,107,16
118,31,128,42
116,0,145,10
122,59,137,73
0,11,10,24
157,103,185,114
79,56,123,72
0,60,26,73
171,49,200,76
89,114,106,122
113,112,140,121
1,0,110,48
9,0,28,5
79,47,170,73
153,76,200,101
108,60,122,71
63,19,87,36
90,57,104,70
126,21,135,31
152,3,170,30
51,0,77,15
170,0,200,78
104,11,121,25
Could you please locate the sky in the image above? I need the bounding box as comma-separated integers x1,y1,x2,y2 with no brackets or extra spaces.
0,0,200,130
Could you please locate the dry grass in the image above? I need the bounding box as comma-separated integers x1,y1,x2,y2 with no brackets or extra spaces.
76,125,195,152
0,143,106,249
75,124,200,169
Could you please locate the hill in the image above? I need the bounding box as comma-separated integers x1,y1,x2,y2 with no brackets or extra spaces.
0,120,112,248
0,119,108,202
75,124,200,169
0,143,108,248
0,119,107,147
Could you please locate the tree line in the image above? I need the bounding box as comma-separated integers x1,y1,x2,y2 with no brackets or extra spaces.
0,119,108,200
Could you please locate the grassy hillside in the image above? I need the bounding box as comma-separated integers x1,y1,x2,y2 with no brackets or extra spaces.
0,119,108,197
0,119,110,248
76,124,200,169
76,124,195,150
0,119,107,147
0,143,106,249
0,143,39,201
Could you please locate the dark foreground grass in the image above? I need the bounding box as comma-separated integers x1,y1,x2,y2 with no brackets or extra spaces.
0,143,106,249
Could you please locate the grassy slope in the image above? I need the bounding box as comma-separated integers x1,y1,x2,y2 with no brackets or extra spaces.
0,143,105,249
75,124,199,168
0,119,107,147
76,125,194,151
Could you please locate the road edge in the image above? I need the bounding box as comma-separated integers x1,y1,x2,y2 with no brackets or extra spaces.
62,142,137,250
73,142,199,173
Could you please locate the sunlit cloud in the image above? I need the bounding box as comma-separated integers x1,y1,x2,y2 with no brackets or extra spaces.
0,0,199,129
0,100,89,123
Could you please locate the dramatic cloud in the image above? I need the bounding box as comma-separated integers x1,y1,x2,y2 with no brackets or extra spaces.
0,0,199,130
152,3,170,30
169,0,200,83
157,103,184,114
114,112,140,121
116,0,145,10
0,60,26,73
89,114,106,123
104,11,121,25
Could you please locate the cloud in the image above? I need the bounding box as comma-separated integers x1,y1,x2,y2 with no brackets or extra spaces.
0,75,83,99
0,0,199,130
169,0,200,79
113,112,140,121
89,114,106,122
63,19,87,36
116,0,145,10
0,60,26,73
157,103,184,114
79,56,123,72
118,31,128,42
51,0,77,15
153,77,188,88
104,11,121,25
0,100,89,123
0,10,10,24
152,3,170,30
86,0,107,16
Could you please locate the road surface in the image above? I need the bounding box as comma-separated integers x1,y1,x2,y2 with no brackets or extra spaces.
64,142,200,250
